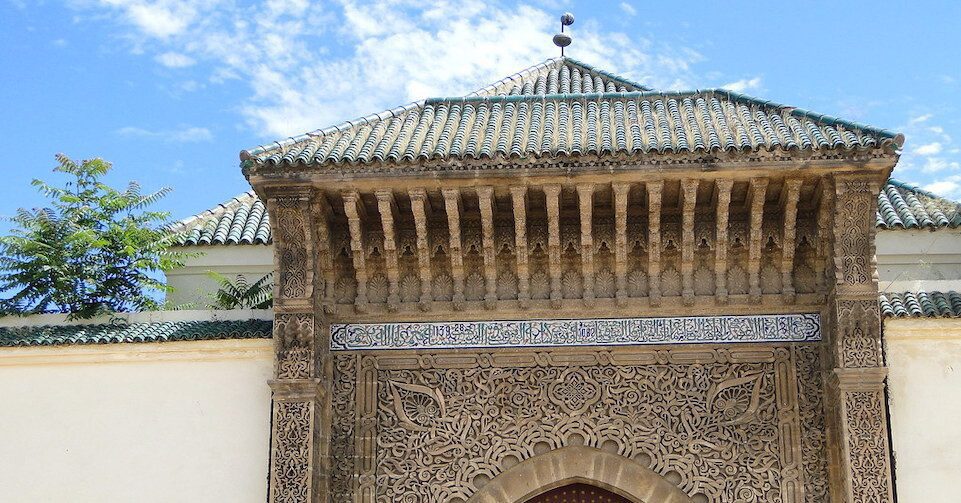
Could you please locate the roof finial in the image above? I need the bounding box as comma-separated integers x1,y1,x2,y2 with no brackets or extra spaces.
553,12,574,57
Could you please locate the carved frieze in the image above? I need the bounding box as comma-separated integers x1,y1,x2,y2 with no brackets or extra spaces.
330,313,820,350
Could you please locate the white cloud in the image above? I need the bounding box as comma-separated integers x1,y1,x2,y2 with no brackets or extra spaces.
921,157,960,174
99,0,202,39
620,2,637,16
924,176,961,199
155,51,195,68
894,110,961,184
722,76,762,93
73,1,706,139
116,125,213,142
914,142,943,156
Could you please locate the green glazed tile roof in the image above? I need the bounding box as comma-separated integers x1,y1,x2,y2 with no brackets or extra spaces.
175,191,271,245
241,57,903,169
880,291,961,318
467,58,651,97
177,179,960,247
0,319,272,347
876,179,961,230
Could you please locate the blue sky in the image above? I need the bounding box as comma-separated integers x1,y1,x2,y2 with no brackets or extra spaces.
2,0,960,228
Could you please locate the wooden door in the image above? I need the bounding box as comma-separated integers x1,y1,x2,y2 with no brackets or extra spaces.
525,483,632,503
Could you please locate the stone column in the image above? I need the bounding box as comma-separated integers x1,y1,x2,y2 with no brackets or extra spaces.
265,189,331,502
826,175,894,503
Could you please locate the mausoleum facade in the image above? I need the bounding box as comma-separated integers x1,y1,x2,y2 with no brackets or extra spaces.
240,58,904,502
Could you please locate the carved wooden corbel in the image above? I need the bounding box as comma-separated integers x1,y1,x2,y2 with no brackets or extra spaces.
509,185,530,309
576,183,595,307
646,181,663,307
747,178,768,302
374,189,401,312
780,179,802,304
543,184,563,308
310,195,336,314
476,186,497,310
408,188,433,311
714,179,733,304
442,188,466,310
680,179,698,305
342,190,369,313
612,182,630,306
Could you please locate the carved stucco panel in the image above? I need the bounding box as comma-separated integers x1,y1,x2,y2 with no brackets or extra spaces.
329,346,827,503
274,198,311,300
269,400,314,503
841,390,892,503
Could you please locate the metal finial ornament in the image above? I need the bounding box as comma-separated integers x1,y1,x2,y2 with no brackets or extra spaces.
553,12,574,56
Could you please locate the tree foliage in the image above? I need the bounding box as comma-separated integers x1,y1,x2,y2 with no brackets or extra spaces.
208,272,273,310
0,154,184,318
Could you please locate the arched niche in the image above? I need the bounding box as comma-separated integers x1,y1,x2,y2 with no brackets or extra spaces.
467,446,694,503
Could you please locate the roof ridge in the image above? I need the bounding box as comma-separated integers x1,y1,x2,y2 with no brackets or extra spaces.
464,57,564,98
562,57,652,92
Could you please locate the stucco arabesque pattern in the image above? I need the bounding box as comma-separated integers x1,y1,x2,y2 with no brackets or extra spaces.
327,345,828,503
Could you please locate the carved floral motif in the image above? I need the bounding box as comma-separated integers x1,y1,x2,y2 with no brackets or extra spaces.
275,198,310,299
327,347,825,502
270,401,312,502
843,390,892,503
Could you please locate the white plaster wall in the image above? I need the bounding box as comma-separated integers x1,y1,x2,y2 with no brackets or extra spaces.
877,229,961,292
166,245,274,307
885,318,961,503
0,339,273,503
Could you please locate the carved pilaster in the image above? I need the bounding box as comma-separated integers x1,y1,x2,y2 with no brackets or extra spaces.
442,188,466,310
265,191,328,503
510,186,530,309
269,382,320,503
680,178,698,305
576,183,595,307
714,179,733,304
612,182,630,307
342,190,369,313
748,178,768,302
647,181,663,307
374,190,401,312
408,188,433,311
544,184,563,308
826,175,893,503
781,179,802,304
477,186,497,310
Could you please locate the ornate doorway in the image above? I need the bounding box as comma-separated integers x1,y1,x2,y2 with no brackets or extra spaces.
526,483,632,503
